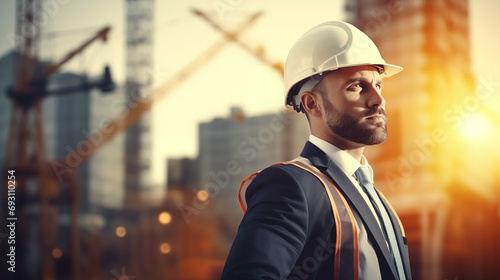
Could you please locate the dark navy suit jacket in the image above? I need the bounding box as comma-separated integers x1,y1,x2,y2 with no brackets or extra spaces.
221,142,411,280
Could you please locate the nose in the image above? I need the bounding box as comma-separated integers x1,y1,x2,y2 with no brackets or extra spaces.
367,86,386,109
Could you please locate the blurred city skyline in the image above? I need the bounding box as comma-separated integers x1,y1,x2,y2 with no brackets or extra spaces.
1,0,499,185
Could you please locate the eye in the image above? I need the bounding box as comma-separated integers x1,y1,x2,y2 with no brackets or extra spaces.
348,83,362,91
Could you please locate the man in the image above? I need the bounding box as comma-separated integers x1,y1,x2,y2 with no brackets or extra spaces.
221,21,411,280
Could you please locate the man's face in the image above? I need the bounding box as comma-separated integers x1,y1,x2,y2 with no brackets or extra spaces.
318,65,388,146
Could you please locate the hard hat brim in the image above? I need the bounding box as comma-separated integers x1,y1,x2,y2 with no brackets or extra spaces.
380,63,403,78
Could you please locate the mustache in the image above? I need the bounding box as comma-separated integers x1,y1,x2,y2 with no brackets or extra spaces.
365,106,387,117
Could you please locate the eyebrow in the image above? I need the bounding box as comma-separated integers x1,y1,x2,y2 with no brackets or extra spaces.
345,77,383,86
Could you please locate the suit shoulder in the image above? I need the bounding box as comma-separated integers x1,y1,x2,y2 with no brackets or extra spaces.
255,163,320,184
245,163,326,202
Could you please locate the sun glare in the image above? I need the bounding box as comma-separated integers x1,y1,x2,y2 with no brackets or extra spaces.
460,114,490,140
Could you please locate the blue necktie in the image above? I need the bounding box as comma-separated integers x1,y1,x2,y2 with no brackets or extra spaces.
355,165,406,280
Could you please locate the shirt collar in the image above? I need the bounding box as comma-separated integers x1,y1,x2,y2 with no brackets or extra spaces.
308,135,373,179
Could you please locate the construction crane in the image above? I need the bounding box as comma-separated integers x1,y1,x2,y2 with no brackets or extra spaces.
3,4,264,280
192,8,284,75
2,1,113,280
50,9,263,173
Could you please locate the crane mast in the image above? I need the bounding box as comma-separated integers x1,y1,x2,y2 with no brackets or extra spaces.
3,1,111,279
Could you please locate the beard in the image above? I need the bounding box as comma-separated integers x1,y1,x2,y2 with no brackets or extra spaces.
322,96,388,145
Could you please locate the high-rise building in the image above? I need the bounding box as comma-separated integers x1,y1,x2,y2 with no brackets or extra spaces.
346,1,498,279
48,72,92,209
123,0,155,208
198,107,309,197
45,71,127,211
88,84,126,210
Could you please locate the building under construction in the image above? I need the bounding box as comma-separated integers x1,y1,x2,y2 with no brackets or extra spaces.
123,0,155,209
347,0,500,279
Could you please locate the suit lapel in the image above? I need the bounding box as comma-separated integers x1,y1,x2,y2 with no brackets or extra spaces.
300,141,399,279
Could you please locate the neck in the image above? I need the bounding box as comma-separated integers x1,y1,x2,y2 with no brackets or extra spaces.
312,132,366,163
343,148,365,164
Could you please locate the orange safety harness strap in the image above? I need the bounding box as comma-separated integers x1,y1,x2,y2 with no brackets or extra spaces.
238,160,360,280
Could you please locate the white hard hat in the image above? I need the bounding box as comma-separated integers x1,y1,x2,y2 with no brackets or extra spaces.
284,21,403,112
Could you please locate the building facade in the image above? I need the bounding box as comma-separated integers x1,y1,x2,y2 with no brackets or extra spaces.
197,107,309,215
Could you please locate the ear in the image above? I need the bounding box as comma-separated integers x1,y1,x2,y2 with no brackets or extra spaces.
301,91,323,118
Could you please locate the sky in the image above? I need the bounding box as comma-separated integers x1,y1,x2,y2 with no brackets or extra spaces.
0,0,499,185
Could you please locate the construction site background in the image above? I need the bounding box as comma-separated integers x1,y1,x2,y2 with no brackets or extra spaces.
1,0,500,279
